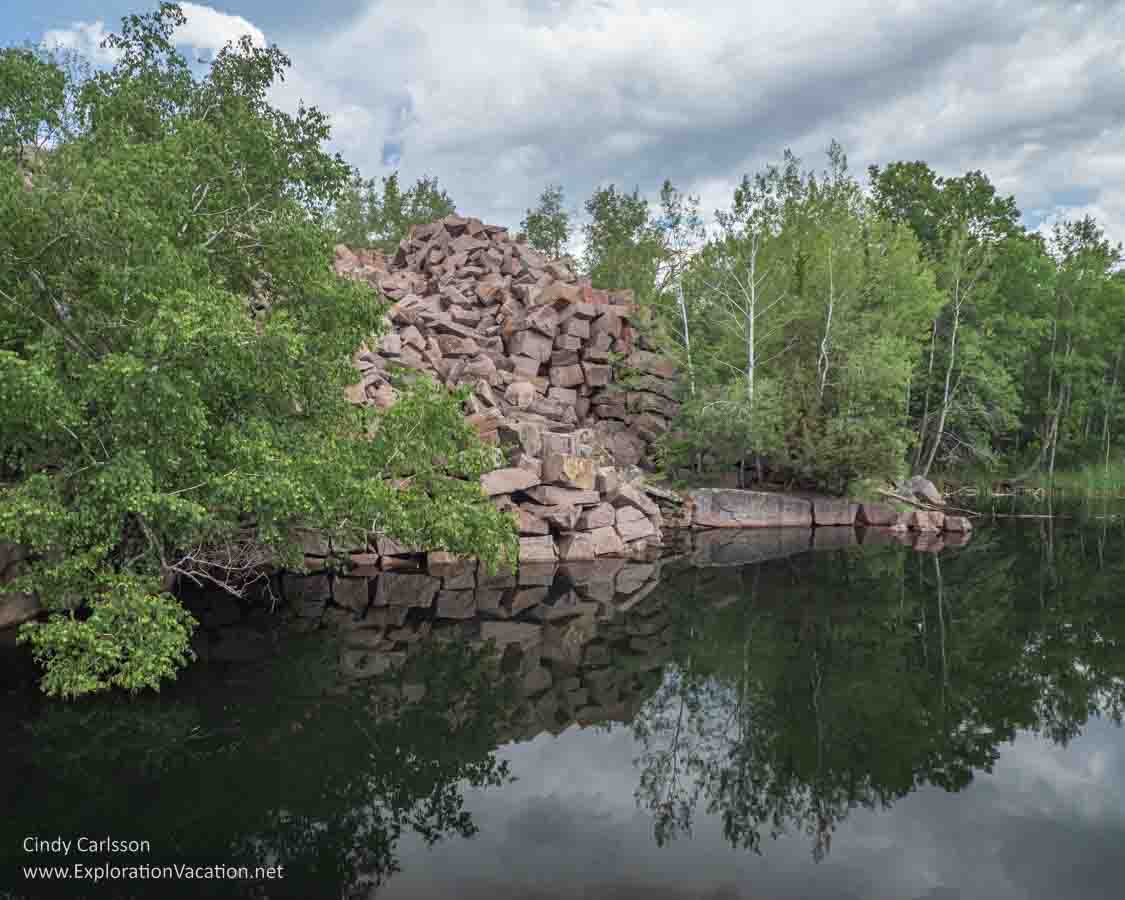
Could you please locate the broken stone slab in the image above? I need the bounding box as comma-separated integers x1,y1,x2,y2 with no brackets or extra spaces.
588,526,626,557
690,489,813,528
610,483,663,525
525,485,601,507
435,590,477,619
812,498,859,526
333,576,370,612
538,504,581,531
542,453,596,490
435,334,479,357
526,305,559,337
557,533,597,561
519,535,558,563
511,355,541,379
516,506,551,536
640,482,683,505
547,386,578,406
481,466,540,496
374,572,440,608
616,515,656,543
596,467,620,495
550,364,585,388
508,329,554,363
857,502,898,526
542,431,578,455
577,502,616,530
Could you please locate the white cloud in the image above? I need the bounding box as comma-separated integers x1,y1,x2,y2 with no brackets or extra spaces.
43,21,122,65
255,0,1125,243
40,1,1125,244
42,4,265,68
177,2,265,52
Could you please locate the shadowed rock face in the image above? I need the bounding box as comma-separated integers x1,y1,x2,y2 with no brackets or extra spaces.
0,543,38,629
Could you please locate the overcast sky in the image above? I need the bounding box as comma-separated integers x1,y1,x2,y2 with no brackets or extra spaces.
7,1,1125,243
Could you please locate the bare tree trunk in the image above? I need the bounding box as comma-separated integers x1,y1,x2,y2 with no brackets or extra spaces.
1045,337,1073,482
921,273,963,479
913,319,938,471
1103,349,1121,475
677,281,696,399
817,243,835,404
746,234,757,411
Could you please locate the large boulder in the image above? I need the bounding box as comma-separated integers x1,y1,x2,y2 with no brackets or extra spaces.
542,454,596,490
690,489,813,528
481,467,540,497
812,498,858,526
858,502,898,526
899,476,945,506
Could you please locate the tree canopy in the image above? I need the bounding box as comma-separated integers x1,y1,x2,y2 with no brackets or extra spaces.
333,170,456,252
0,4,515,697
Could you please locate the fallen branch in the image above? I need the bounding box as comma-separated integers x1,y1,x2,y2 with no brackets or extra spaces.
988,513,1074,519
876,489,982,518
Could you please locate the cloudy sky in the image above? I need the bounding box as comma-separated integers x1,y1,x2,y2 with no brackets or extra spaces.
7,1,1125,242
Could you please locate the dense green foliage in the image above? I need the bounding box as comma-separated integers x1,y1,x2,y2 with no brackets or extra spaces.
519,183,572,261
332,169,456,252
573,147,1125,491
0,5,515,697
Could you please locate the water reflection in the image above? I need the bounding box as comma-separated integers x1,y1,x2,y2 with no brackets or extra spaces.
0,637,514,899
1,521,1123,899
630,523,1125,863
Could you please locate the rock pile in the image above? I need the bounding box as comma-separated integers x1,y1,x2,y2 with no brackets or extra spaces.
334,215,682,563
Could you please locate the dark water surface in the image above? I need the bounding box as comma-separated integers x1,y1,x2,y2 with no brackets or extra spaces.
2,521,1124,899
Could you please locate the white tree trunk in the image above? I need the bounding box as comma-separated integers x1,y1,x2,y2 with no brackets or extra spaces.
921,272,962,479
817,243,835,404
677,281,696,398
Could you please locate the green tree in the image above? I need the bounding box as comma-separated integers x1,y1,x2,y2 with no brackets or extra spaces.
1033,217,1124,477
333,170,455,252
0,5,515,698
668,144,941,491
582,183,666,303
869,161,1031,474
520,184,571,260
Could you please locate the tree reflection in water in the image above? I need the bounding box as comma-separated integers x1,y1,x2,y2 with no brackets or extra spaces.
0,637,516,899
631,523,1125,859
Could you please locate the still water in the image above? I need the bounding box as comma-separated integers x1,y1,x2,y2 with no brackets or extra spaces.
2,521,1123,899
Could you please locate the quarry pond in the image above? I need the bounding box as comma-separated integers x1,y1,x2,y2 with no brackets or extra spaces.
2,520,1124,900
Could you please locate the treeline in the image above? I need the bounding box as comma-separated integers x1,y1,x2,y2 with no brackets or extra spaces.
345,144,1125,492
